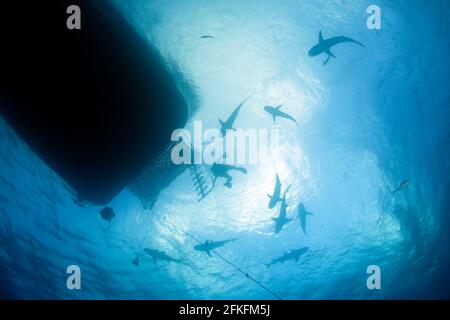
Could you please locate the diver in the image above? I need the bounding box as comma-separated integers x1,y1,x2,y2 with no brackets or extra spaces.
210,162,247,188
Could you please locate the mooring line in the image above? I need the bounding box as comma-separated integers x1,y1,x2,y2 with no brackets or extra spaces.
161,216,283,300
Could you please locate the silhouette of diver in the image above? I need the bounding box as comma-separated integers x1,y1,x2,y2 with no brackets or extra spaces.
211,163,247,188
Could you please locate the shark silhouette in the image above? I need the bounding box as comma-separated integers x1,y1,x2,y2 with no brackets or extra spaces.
308,31,365,65
297,203,313,235
194,239,237,257
264,105,299,127
392,179,410,194
272,185,293,234
265,247,309,268
267,173,282,209
144,248,183,264
219,98,248,136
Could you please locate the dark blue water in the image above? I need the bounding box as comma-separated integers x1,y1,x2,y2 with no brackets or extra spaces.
1,0,449,299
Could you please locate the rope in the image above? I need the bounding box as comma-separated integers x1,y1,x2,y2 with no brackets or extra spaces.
161,216,283,300
134,210,154,263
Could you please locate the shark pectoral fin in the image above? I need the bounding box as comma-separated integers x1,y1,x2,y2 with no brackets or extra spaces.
267,194,273,199
307,211,314,216
272,217,278,222
206,250,212,257
219,119,225,126
326,49,336,58
272,114,276,123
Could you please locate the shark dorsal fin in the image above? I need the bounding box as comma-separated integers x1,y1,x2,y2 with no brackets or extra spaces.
276,105,283,110
319,31,324,43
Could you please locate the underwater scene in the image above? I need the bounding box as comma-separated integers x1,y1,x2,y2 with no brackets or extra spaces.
0,0,449,300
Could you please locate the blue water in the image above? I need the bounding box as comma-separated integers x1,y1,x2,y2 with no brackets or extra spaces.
1,0,450,299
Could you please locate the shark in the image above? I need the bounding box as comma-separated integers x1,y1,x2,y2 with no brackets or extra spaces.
264,105,299,127
297,203,313,236
99,206,115,223
392,179,410,194
308,31,365,65
267,173,282,209
272,185,293,234
201,35,215,39
144,248,183,264
265,247,309,268
194,239,237,257
219,98,248,136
